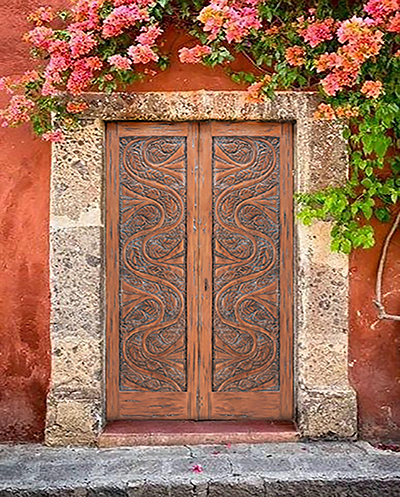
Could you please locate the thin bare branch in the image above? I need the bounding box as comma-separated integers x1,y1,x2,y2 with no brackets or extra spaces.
374,209,400,321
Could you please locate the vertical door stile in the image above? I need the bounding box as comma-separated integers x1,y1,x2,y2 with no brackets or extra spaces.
197,122,213,419
106,122,121,419
279,123,294,419
186,122,199,418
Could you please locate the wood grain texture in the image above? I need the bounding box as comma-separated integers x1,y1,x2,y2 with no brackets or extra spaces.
106,122,293,421
106,122,121,419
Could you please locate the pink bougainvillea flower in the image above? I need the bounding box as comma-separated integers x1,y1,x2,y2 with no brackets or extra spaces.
27,6,53,26
0,95,35,126
387,12,400,32
102,5,150,38
0,76,14,94
136,24,163,46
361,80,383,98
66,57,102,95
23,26,54,50
114,0,154,6
224,6,262,43
191,464,203,473
198,3,228,41
179,45,212,64
71,0,105,31
299,18,335,47
337,16,375,44
41,81,59,96
364,0,399,22
320,72,345,96
245,81,264,102
69,30,97,58
198,0,261,43
19,70,39,84
128,44,159,64
0,94,36,129
285,46,306,66
42,129,65,142
108,54,132,70
85,56,103,71
245,75,271,102
315,52,343,73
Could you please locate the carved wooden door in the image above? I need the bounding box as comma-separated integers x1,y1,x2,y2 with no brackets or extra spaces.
106,122,293,420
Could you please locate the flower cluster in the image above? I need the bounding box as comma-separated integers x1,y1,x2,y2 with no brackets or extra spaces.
315,16,385,95
0,0,398,252
102,5,150,38
285,46,305,67
0,94,35,127
0,0,166,139
314,102,359,120
197,0,262,43
361,80,383,98
298,14,335,48
179,45,212,63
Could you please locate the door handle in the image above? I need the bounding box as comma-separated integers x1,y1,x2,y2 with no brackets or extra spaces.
204,279,208,292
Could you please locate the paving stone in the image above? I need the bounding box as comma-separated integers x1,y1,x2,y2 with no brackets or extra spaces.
0,442,399,497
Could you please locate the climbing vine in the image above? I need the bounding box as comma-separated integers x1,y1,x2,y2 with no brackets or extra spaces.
0,0,399,253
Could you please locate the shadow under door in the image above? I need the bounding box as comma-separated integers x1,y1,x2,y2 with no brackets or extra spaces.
106,121,293,420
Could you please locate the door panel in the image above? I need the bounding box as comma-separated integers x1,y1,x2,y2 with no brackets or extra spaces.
106,121,293,420
198,122,293,419
107,123,198,419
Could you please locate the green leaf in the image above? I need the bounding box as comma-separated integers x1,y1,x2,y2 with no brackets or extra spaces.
341,239,352,254
375,207,391,222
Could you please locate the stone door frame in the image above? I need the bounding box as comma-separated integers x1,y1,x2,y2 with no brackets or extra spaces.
46,91,357,445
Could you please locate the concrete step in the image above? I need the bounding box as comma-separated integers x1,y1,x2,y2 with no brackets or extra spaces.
0,441,399,496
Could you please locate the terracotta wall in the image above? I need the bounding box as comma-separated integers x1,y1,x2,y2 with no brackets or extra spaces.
0,0,398,443
350,218,400,441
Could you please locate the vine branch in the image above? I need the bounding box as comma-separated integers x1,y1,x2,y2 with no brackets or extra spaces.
375,209,400,321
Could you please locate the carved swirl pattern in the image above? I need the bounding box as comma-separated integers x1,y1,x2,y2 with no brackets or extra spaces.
119,136,187,391
212,136,281,392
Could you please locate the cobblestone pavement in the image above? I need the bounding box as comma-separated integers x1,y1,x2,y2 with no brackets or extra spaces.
0,441,399,496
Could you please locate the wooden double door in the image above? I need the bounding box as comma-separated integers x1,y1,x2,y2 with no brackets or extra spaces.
106,121,293,421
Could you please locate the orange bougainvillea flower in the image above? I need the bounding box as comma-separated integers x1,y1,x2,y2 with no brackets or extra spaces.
179,45,212,64
285,46,306,66
314,102,336,120
361,80,383,98
66,100,89,113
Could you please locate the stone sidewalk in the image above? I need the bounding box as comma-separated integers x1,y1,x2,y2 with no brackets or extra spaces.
0,441,399,496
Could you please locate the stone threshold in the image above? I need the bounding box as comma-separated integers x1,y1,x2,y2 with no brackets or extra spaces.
1,441,399,497
98,420,299,447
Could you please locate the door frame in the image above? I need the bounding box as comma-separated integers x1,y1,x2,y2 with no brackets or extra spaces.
46,90,357,445
105,121,293,421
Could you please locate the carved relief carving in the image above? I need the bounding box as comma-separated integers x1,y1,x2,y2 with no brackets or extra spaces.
119,136,187,392
212,136,281,392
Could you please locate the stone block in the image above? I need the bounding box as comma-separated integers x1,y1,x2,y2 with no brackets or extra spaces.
51,119,103,227
45,398,102,446
297,387,357,439
50,226,103,339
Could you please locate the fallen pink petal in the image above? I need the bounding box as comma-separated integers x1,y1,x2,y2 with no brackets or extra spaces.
191,464,203,474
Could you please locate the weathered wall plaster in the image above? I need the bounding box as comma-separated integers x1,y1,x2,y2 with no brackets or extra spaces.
46,91,357,445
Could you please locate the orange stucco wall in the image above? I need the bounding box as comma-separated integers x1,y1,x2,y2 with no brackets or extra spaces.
0,0,398,442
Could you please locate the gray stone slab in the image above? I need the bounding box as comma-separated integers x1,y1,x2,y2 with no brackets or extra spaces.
0,442,399,496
